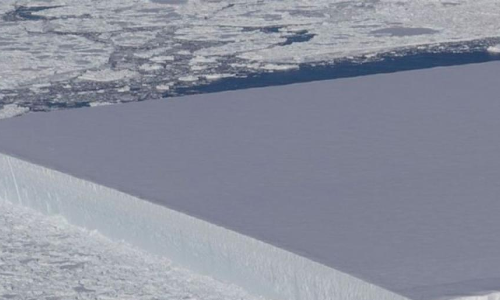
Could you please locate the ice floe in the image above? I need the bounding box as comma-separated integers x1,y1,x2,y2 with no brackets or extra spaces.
78,69,138,82
487,44,500,54
0,104,29,119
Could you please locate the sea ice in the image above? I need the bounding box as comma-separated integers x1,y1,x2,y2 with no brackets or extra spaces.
78,69,138,82
487,44,500,54
0,104,29,119
1,0,500,112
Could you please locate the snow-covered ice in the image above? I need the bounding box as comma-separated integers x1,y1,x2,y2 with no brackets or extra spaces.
1,0,500,112
487,44,500,54
78,69,138,82
2,62,500,300
0,200,263,300
0,104,29,119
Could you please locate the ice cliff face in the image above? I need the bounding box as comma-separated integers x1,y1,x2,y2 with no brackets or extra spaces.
0,153,408,300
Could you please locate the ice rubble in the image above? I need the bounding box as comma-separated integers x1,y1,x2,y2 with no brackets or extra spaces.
0,154,407,300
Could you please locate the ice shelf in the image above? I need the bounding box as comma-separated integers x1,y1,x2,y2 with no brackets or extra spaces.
1,62,500,300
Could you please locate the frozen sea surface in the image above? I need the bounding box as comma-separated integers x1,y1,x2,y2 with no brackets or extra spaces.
0,0,500,113
0,200,262,300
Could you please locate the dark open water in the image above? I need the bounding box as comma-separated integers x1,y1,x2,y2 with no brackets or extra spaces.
173,45,500,97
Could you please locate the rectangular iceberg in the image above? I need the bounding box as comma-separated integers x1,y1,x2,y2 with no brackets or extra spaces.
1,62,500,300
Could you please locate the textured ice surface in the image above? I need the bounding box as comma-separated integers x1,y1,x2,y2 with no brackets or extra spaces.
1,62,500,300
0,200,263,300
1,0,500,112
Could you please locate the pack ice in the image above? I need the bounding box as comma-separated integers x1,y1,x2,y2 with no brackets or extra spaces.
2,62,500,300
1,0,500,112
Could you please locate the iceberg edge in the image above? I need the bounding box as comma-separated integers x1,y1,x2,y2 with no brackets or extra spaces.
0,153,408,300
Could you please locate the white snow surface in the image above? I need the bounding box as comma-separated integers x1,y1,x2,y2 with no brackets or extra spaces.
0,200,262,300
2,62,500,300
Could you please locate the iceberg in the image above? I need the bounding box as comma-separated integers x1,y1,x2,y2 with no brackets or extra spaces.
2,62,500,300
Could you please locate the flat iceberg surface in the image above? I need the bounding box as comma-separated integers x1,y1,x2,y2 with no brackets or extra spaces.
2,62,500,300
0,200,262,300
